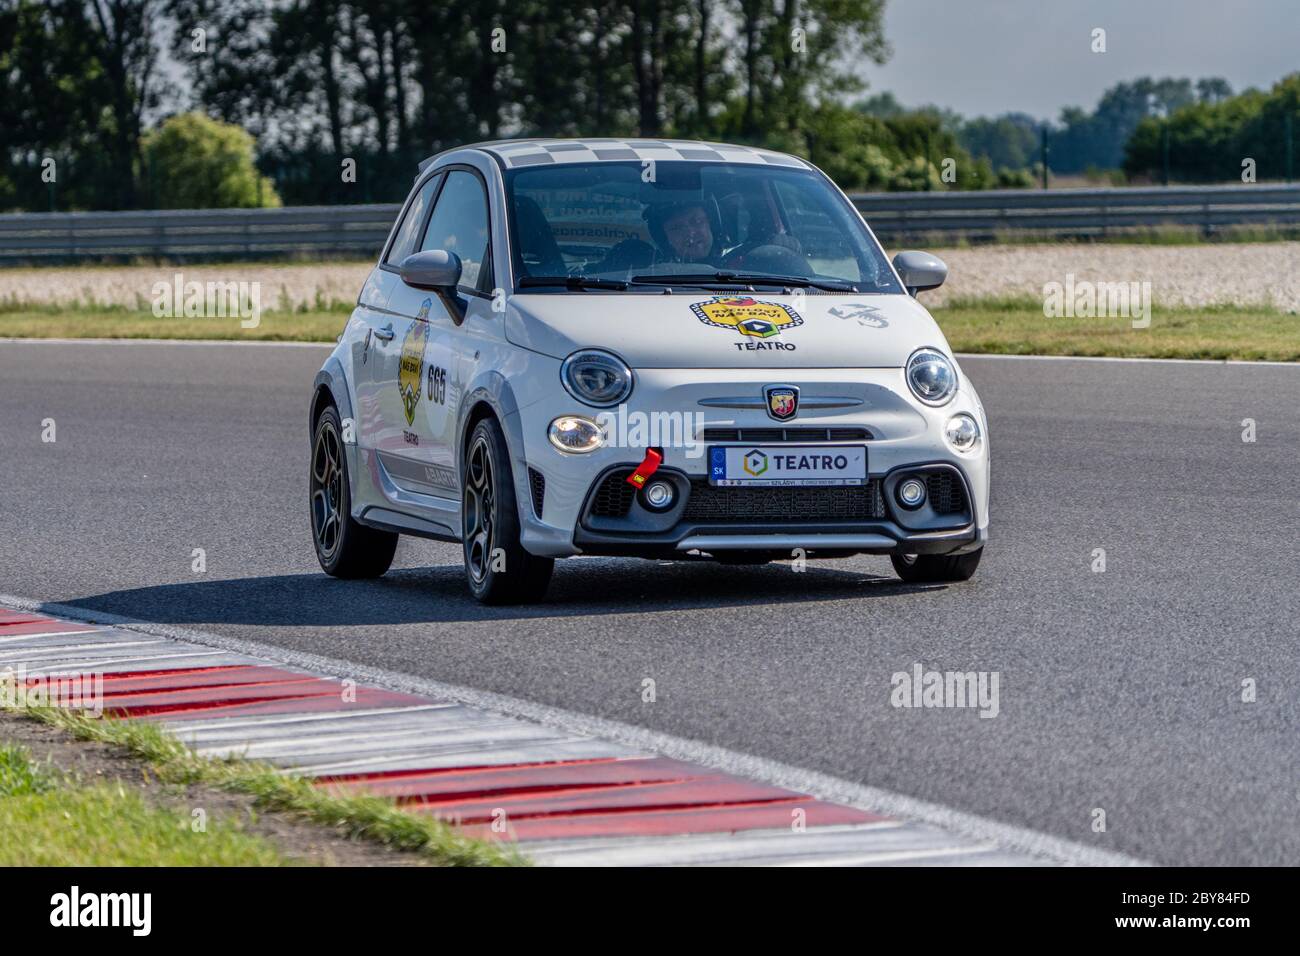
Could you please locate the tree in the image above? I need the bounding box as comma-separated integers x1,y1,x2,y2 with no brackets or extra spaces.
1048,76,1233,174
1123,75,1296,183
142,111,280,208
7,0,913,208
1196,77,1233,105
78,0,170,207
0,0,168,209
959,113,1039,171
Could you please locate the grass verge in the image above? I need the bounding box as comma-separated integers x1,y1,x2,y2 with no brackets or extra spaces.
1,692,525,866
931,297,1300,362
923,223,1300,249
0,742,293,865
0,305,346,342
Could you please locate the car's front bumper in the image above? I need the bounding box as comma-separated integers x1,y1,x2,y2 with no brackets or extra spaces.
512,365,990,559
569,462,982,558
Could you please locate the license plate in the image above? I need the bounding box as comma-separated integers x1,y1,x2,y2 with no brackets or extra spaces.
708,445,867,486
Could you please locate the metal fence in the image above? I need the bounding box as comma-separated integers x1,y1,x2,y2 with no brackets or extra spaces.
2,184,1299,262
0,204,399,262
851,184,1300,241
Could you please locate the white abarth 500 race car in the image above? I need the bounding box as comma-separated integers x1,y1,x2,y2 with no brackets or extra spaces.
309,138,989,604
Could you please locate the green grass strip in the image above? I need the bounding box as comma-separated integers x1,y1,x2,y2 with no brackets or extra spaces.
0,742,294,866
930,299,1300,362
1,689,526,867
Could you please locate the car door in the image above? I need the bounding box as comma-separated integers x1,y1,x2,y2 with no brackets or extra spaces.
379,168,494,500
355,172,442,461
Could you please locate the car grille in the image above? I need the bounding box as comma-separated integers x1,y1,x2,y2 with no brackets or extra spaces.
683,479,886,522
589,470,886,522
701,427,873,443
589,471,638,517
527,468,546,519
927,472,966,514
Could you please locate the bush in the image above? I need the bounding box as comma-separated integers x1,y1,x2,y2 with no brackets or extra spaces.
142,112,281,209
889,156,943,191
996,167,1037,189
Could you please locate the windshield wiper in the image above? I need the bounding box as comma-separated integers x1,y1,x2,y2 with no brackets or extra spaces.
518,275,629,290
631,272,858,293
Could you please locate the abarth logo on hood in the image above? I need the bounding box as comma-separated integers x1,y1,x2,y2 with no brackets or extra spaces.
691,295,803,342
397,299,432,426
765,385,799,421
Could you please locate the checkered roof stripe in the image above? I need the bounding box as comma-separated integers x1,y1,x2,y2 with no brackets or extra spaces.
452,138,811,170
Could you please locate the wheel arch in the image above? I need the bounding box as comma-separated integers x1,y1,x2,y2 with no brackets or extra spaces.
461,398,499,456
311,360,364,521
456,370,523,466
456,371,533,528
310,360,355,433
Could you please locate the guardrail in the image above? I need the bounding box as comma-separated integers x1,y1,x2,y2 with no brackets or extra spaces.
851,184,1300,241
1,184,1299,262
0,204,399,262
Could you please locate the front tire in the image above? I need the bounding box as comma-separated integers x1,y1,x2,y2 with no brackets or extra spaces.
311,404,398,578
891,547,983,583
461,418,554,604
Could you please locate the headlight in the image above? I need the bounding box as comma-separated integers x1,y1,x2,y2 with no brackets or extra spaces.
945,413,981,452
906,348,958,406
561,349,633,407
548,416,604,453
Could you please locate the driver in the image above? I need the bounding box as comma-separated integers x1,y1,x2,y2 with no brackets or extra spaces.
591,198,725,274
646,200,722,262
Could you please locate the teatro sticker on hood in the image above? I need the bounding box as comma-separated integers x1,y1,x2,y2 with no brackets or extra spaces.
691,295,803,351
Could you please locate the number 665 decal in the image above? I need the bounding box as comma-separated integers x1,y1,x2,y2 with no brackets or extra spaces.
427,365,447,405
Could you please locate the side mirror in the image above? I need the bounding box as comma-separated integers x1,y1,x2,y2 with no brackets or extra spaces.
892,250,947,296
399,249,462,291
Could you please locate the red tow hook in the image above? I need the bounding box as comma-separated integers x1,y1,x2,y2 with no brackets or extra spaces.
626,448,663,489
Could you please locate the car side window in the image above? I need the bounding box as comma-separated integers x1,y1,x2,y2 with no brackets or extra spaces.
420,170,491,293
384,174,442,265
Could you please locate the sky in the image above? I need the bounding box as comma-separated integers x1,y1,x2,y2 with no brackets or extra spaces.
863,0,1300,121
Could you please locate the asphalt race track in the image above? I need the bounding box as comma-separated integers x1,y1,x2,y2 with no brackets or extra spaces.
1,339,1296,865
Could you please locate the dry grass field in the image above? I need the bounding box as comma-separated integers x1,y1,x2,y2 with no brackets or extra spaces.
925,240,1300,312
0,261,373,313
3,242,1299,313
1,242,1297,359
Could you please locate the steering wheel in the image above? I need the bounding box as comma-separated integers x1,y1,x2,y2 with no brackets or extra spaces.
720,241,812,277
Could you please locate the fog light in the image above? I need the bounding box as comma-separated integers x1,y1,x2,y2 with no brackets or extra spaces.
897,477,927,509
643,479,675,510
945,413,981,453
548,416,603,453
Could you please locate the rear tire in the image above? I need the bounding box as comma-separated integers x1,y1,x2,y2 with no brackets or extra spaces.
311,404,398,578
891,547,983,583
461,418,554,604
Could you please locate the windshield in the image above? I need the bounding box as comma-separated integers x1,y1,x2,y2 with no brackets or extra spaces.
504,161,902,293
